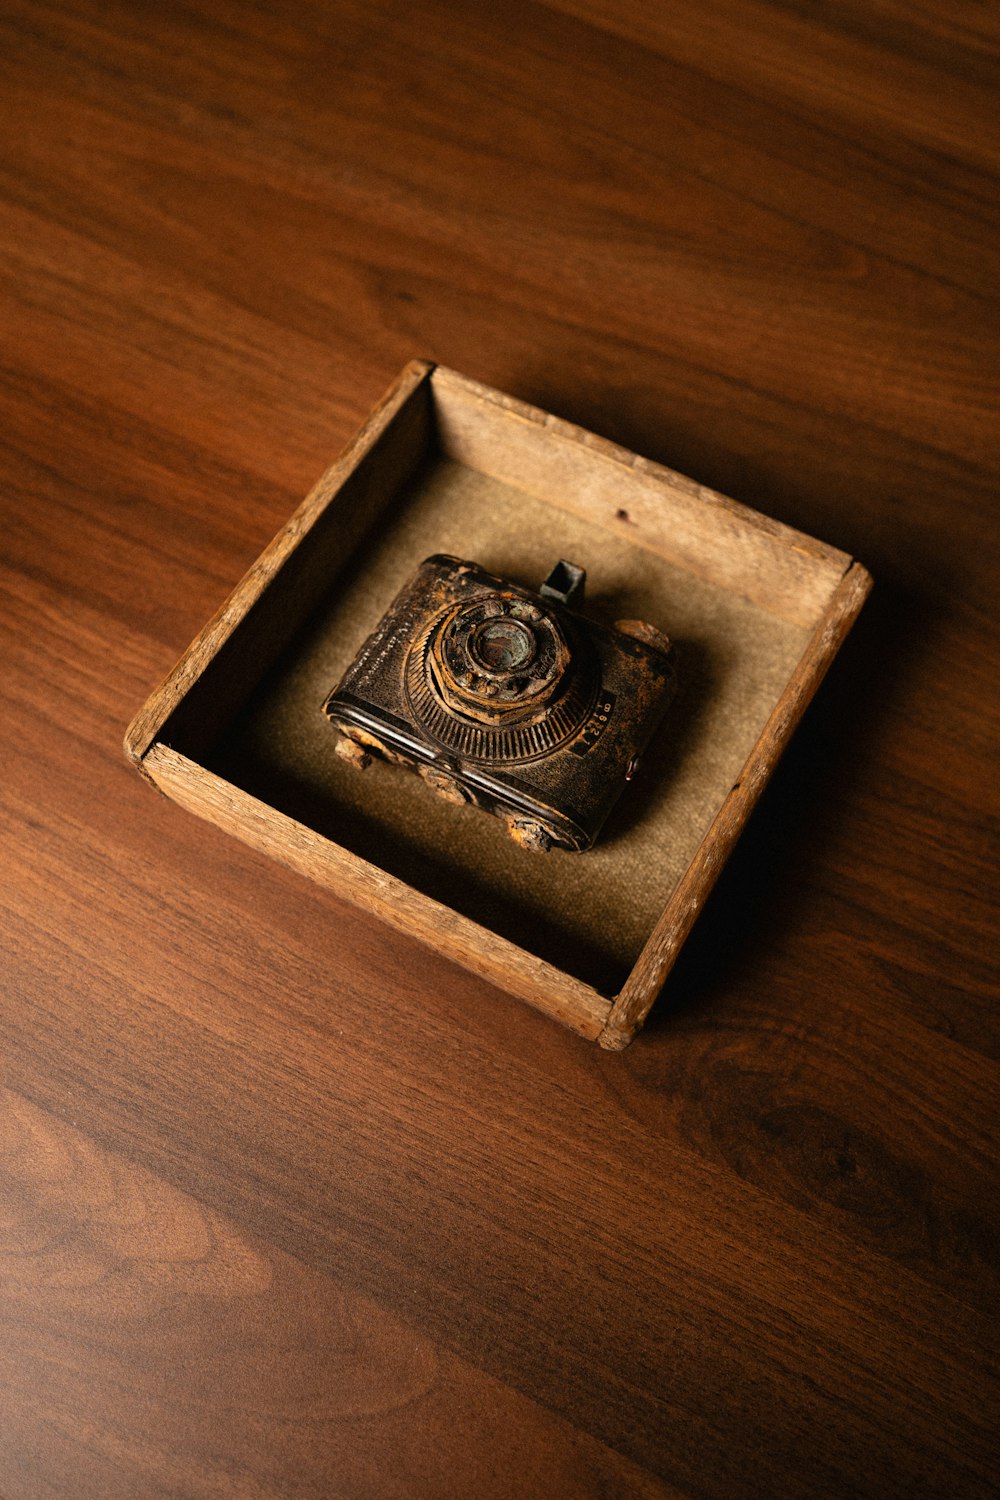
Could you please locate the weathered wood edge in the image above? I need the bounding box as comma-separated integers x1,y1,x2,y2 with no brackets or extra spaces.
598,560,874,1050
429,365,852,571
142,744,612,1041
123,358,436,780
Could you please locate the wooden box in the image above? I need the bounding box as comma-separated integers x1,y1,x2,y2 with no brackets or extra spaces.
125,362,871,1048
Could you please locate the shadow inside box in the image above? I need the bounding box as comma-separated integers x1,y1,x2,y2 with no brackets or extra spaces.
208,740,633,999
637,574,938,1034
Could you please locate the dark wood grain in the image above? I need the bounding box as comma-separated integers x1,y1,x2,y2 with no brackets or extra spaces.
1,1,997,1496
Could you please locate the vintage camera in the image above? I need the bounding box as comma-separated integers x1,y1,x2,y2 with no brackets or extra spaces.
323,554,676,852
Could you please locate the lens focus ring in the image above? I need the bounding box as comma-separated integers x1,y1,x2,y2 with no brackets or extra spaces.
403,588,596,762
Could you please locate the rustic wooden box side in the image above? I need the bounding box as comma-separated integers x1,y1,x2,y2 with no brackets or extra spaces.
126,361,870,1046
430,368,851,626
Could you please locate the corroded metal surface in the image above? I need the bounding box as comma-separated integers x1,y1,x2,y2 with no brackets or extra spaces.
323,555,676,852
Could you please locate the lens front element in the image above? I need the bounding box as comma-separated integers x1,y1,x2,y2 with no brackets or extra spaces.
471,618,537,673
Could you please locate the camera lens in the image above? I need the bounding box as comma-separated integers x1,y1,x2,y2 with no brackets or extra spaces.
471,618,536,673
434,596,567,717
407,582,595,760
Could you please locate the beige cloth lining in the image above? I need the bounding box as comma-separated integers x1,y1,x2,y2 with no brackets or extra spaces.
212,457,810,994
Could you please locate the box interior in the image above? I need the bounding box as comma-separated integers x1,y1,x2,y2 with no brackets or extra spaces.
158,372,839,998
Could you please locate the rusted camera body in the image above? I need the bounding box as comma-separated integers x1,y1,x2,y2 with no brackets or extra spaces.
323,554,676,852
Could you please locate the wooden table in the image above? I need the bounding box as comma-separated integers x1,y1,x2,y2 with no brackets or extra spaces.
2,2,997,1495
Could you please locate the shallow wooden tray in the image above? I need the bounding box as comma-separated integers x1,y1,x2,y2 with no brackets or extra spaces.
125,361,870,1048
